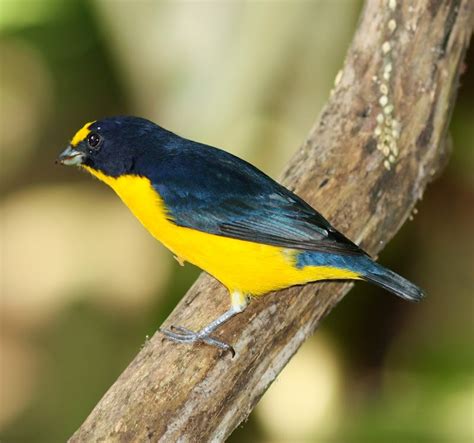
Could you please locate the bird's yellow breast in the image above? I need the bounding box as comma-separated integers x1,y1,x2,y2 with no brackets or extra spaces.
83,167,358,295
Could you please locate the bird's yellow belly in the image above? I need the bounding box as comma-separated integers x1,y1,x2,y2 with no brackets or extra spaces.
84,169,358,295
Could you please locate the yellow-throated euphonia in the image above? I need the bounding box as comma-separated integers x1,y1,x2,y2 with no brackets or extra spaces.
58,116,424,355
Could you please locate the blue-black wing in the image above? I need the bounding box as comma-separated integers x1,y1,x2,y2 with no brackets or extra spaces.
136,139,365,255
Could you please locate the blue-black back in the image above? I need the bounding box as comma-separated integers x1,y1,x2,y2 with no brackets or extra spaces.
87,116,366,256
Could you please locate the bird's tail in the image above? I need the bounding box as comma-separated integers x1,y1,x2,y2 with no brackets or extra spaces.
296,251,425,302
362,261,425,302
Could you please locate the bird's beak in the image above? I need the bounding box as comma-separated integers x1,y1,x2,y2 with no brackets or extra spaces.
57,145,86,166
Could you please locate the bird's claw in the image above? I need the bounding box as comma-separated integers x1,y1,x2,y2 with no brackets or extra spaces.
161,326,235,357
169,325,194,335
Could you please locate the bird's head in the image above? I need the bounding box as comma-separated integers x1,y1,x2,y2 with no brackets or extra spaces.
58,116,167,177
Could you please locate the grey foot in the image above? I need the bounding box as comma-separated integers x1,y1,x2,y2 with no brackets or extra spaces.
161,325,235,357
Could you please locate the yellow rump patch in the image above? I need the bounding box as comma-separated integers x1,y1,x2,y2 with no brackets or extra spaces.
71,121,96,146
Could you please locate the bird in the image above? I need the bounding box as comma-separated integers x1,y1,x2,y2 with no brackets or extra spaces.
58,116,424,355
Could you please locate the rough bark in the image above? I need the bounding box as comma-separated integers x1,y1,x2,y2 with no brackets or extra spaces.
70,1,472,441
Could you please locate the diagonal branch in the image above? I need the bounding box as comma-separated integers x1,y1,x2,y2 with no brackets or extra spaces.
70,1,472,441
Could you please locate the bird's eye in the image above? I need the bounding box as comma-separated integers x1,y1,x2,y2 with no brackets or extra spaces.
87,132,102,149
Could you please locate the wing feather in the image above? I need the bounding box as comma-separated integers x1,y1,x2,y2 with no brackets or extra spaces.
138,140,366,256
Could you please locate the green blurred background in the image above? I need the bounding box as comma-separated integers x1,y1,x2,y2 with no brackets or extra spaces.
0,1,472,442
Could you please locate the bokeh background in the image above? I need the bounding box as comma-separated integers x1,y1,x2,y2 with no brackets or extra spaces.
1,1,472,442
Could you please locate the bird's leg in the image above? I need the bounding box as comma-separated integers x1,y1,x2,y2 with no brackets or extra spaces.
160,291,249,356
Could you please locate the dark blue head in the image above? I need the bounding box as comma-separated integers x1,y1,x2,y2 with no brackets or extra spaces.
58,116,175,177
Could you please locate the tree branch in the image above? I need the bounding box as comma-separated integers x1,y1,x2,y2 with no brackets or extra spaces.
70,1,472,441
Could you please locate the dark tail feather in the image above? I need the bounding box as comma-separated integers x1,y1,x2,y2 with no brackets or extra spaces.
363,264,425,302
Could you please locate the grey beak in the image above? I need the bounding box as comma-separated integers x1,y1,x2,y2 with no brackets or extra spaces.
57,145,86,166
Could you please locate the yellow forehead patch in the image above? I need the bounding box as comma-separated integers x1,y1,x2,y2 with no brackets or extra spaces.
71,121,96,146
